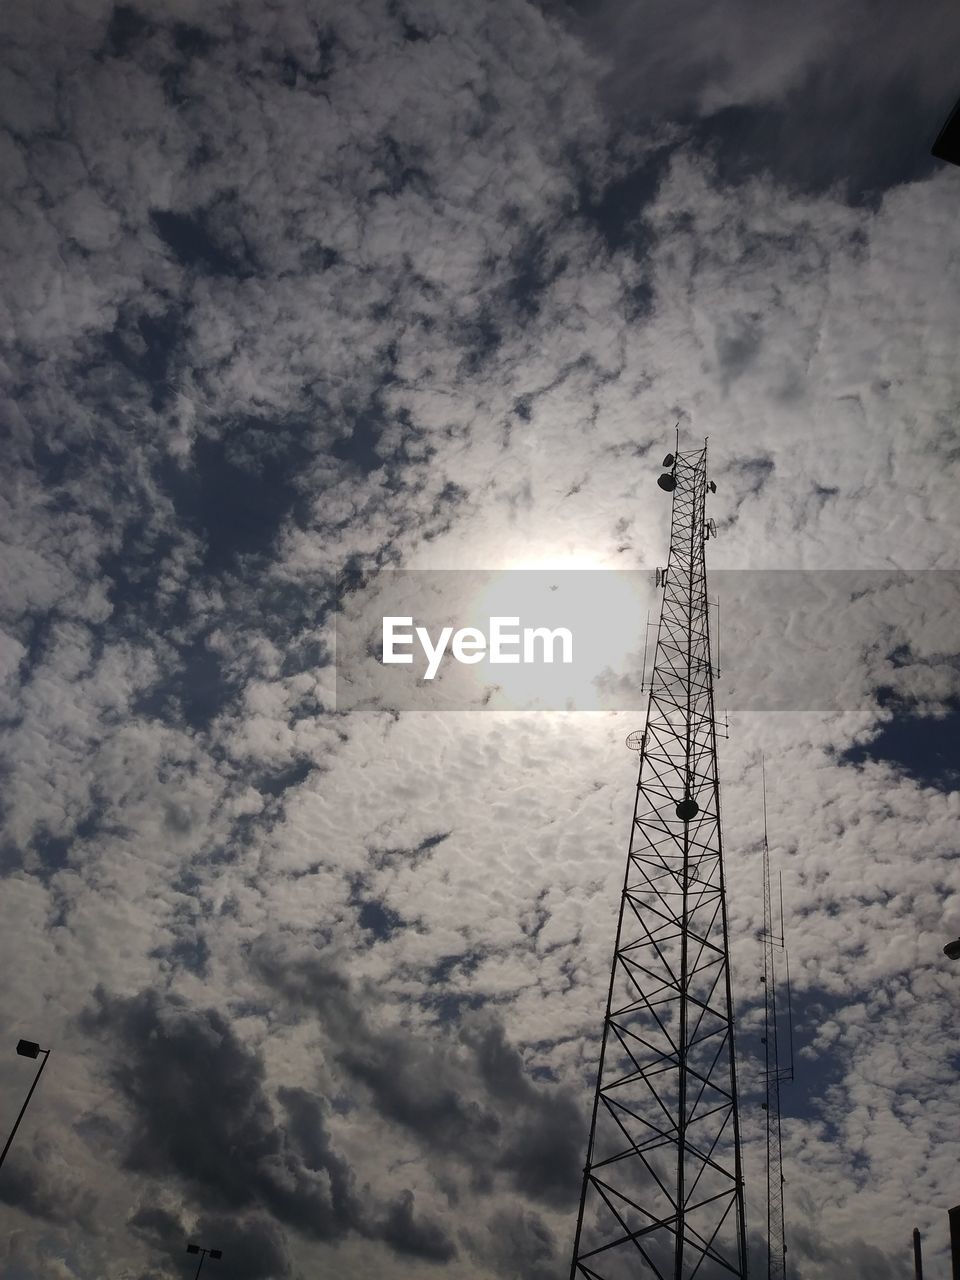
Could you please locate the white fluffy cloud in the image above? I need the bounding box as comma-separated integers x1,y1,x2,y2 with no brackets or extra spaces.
0,1,958,1277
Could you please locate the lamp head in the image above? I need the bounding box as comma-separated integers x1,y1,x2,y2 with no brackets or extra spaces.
16,1040,40,1059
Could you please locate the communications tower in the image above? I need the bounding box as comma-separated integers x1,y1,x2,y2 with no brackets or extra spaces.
570,439,748,1280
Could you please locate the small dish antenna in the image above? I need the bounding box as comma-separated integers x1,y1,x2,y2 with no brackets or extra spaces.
625,730,645,752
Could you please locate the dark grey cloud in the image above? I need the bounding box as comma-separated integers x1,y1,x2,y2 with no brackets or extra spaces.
463,1205,560,1280
0,1141,98,1228
467,1020,583,1207
103,301,187,412
128,1202,185,1253
79,986,361,1237
575,146,672,256
151,205,257,279
378,1189,458,1263
79,984,459,1264
104,4,154,60
192,1212,292,1280
690,85,939,208
789,1222,903,1280
253,938,583,1207
150,920,211,979
130,1201,294,1280
557,0,960,204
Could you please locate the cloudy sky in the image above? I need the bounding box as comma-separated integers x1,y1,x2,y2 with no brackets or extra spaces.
1,1,960,1277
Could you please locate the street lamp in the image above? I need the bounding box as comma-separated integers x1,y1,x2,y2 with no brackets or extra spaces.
943,938,960,960
186,1243,223,1278
0,1040,52,1171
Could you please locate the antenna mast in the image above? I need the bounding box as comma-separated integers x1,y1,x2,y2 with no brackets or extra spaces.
761,760,793,1280
570,440,748,1280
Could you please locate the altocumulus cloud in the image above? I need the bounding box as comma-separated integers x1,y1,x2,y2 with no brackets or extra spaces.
0,0,959,1276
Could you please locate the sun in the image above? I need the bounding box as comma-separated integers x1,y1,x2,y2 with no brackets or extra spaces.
467,557,652,710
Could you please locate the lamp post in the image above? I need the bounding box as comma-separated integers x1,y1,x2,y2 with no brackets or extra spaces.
186,1243,223,1279
0,1040,51,1171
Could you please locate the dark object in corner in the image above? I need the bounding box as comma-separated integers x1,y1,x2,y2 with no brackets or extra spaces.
932,95,960,166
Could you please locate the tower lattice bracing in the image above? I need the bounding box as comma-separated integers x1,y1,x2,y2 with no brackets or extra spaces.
570,441,748,1280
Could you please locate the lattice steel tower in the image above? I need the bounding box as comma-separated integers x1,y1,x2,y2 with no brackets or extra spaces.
570,439,748,1280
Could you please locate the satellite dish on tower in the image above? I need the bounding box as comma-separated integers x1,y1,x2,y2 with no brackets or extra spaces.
657,474,676,492
662,453,675,467
626,730,644,752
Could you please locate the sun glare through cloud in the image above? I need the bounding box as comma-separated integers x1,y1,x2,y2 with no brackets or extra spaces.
471,566,651,709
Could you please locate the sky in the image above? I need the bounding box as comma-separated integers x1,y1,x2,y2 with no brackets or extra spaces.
1,1,959,1277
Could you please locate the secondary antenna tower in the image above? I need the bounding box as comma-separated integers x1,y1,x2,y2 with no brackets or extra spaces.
570,438,748,1280
760,761,793,1280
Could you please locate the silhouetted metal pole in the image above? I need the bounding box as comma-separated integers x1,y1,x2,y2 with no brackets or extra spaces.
761,764,793,1280
913,1226,923,1280
0,1040,51,1171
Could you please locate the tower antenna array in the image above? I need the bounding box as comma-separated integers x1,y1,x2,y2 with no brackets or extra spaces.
760,759,793,1280
570,440,748,1280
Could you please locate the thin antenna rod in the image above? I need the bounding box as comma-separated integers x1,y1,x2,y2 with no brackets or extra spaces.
762,757,789,1280
717,593,721,677
640,608,651,692
761,754,768,838
779,869,796,1081
784,943,795,1082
